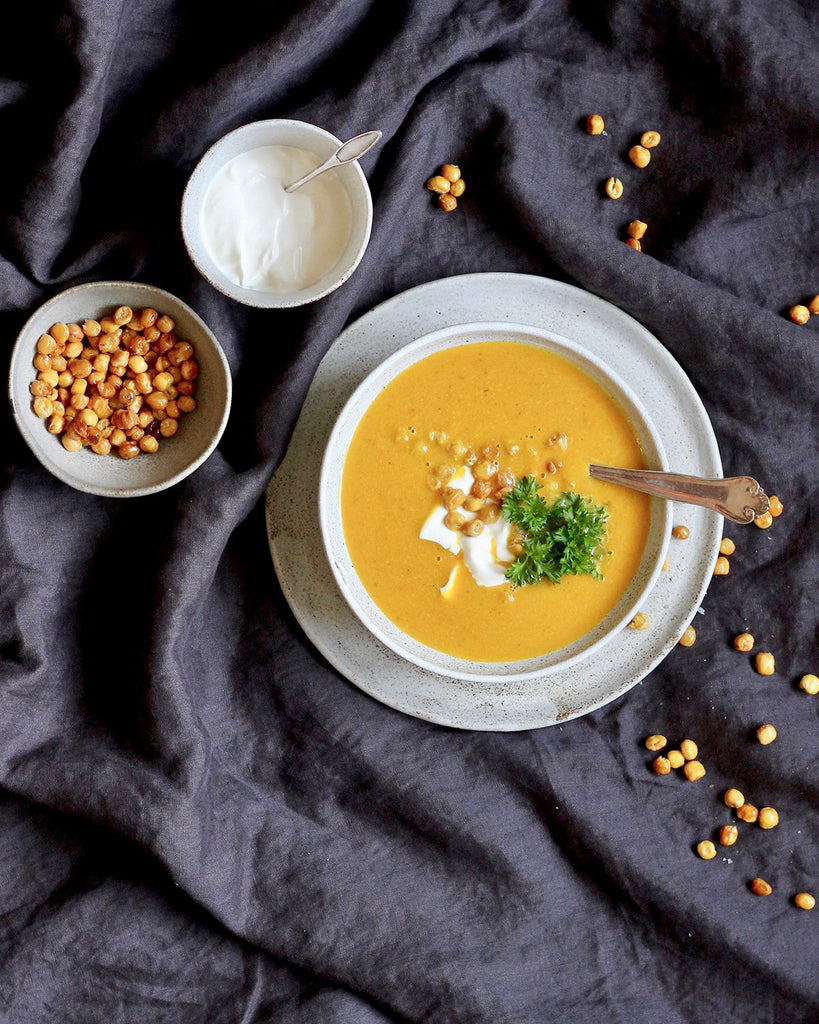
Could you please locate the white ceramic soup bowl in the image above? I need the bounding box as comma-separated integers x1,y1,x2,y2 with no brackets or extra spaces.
181,119,374,308
319,321,672,683
8,280,232,498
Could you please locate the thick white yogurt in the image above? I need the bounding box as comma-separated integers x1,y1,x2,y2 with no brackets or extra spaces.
201,144,353,293
420,467,515,588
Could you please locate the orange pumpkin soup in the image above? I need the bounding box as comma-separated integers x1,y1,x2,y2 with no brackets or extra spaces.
340,341,651,662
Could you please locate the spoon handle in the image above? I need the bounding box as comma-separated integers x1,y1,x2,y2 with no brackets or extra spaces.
588,465,770,524
284,130,382,193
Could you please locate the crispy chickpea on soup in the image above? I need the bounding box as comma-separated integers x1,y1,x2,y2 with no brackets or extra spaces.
340,341,651,662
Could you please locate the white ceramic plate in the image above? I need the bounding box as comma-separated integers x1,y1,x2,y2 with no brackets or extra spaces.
265,273,723,730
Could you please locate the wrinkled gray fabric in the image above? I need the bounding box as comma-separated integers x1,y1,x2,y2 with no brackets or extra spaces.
1,1,817,1021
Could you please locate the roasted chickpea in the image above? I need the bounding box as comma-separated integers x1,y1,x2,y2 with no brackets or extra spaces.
672,525,690,539
461,519,484,538
627,220,647,239
625,238,641,251
426,175,451,195
683,760,706,782
794,892,815,910
719,537,735,555
586,114,605,135
756,724,777,745
758,807,779,830
678,625,696,648
680,739,698,761
640,130,661,149
719,825,738,846
438,193,458,212
724,788,745,809
645,734,667,751
755,652,775,676
754,511,773,529
737,803,758,823
449,178,465,198
697,840,717,860
788,304,810,325
768,495,783,517
714,556,730,575
751,878,772,896
629,144,650,168
798,673,819,695
667,749,684,769
441,163,461,183
808,295,819,315
604,177,623,199
733,632,754,653
653,756,671,775
628,612,651,630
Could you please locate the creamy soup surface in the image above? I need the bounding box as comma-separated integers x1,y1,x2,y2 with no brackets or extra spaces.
340,341,651,662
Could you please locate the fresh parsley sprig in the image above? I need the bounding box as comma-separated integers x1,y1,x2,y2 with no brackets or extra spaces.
502,478,609,587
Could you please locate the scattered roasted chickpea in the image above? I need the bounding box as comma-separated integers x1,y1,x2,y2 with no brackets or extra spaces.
438,193,458,212
751,878,773,896
798,673,819,695
724,788,745,809
697,840,717,860
719,537,735,555
734,632,754,652
808,295,819,315
754,511,773,529
629,144,651,168
586,114,605,135
755,652,775,676
678,625,696,647
756,723,777,745
794,892,815,910
645,734,667,751
426,175,451,195
627,220,647,239
768,495,783,517
653,755,672,775
683,760,706,782
758,807,779,830
640,130,661,149
680,739,698,761
672,525,690,539
667,749,685,769
441,163,461,183
604,176,624,199
788,304,810,325
449,178,466,198
625,238,641,251
628,612,651,630
737,803,758,823
719,825,738,846
714,556,730,575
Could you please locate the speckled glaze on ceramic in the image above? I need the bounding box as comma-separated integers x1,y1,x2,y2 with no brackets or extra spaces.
181,119,373,308
319,322,672,683
265,273,723,730
9,281,232,498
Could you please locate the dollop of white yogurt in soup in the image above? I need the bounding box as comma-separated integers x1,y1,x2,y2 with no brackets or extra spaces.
420,467,515,588
201,144,353,293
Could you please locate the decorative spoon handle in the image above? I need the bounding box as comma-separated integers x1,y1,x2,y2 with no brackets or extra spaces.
284,130,382,193
588,465,770,524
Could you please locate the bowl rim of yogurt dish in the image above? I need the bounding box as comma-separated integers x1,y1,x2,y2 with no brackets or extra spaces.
318,321,672,683
181,119,374,309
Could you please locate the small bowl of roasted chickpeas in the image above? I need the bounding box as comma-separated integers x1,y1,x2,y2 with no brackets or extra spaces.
8,280,232,497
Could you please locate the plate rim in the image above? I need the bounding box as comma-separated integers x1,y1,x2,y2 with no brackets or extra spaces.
265,272,723,730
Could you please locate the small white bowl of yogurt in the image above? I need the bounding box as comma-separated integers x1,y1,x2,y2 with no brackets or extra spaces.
181,120,374,308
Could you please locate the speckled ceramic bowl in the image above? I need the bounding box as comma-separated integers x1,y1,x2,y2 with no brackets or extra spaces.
181,119,374,308
319,321,672,683
8,280,231,497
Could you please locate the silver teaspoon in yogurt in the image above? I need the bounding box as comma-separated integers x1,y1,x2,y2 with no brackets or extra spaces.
588,465,770,524
284,130,382,193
